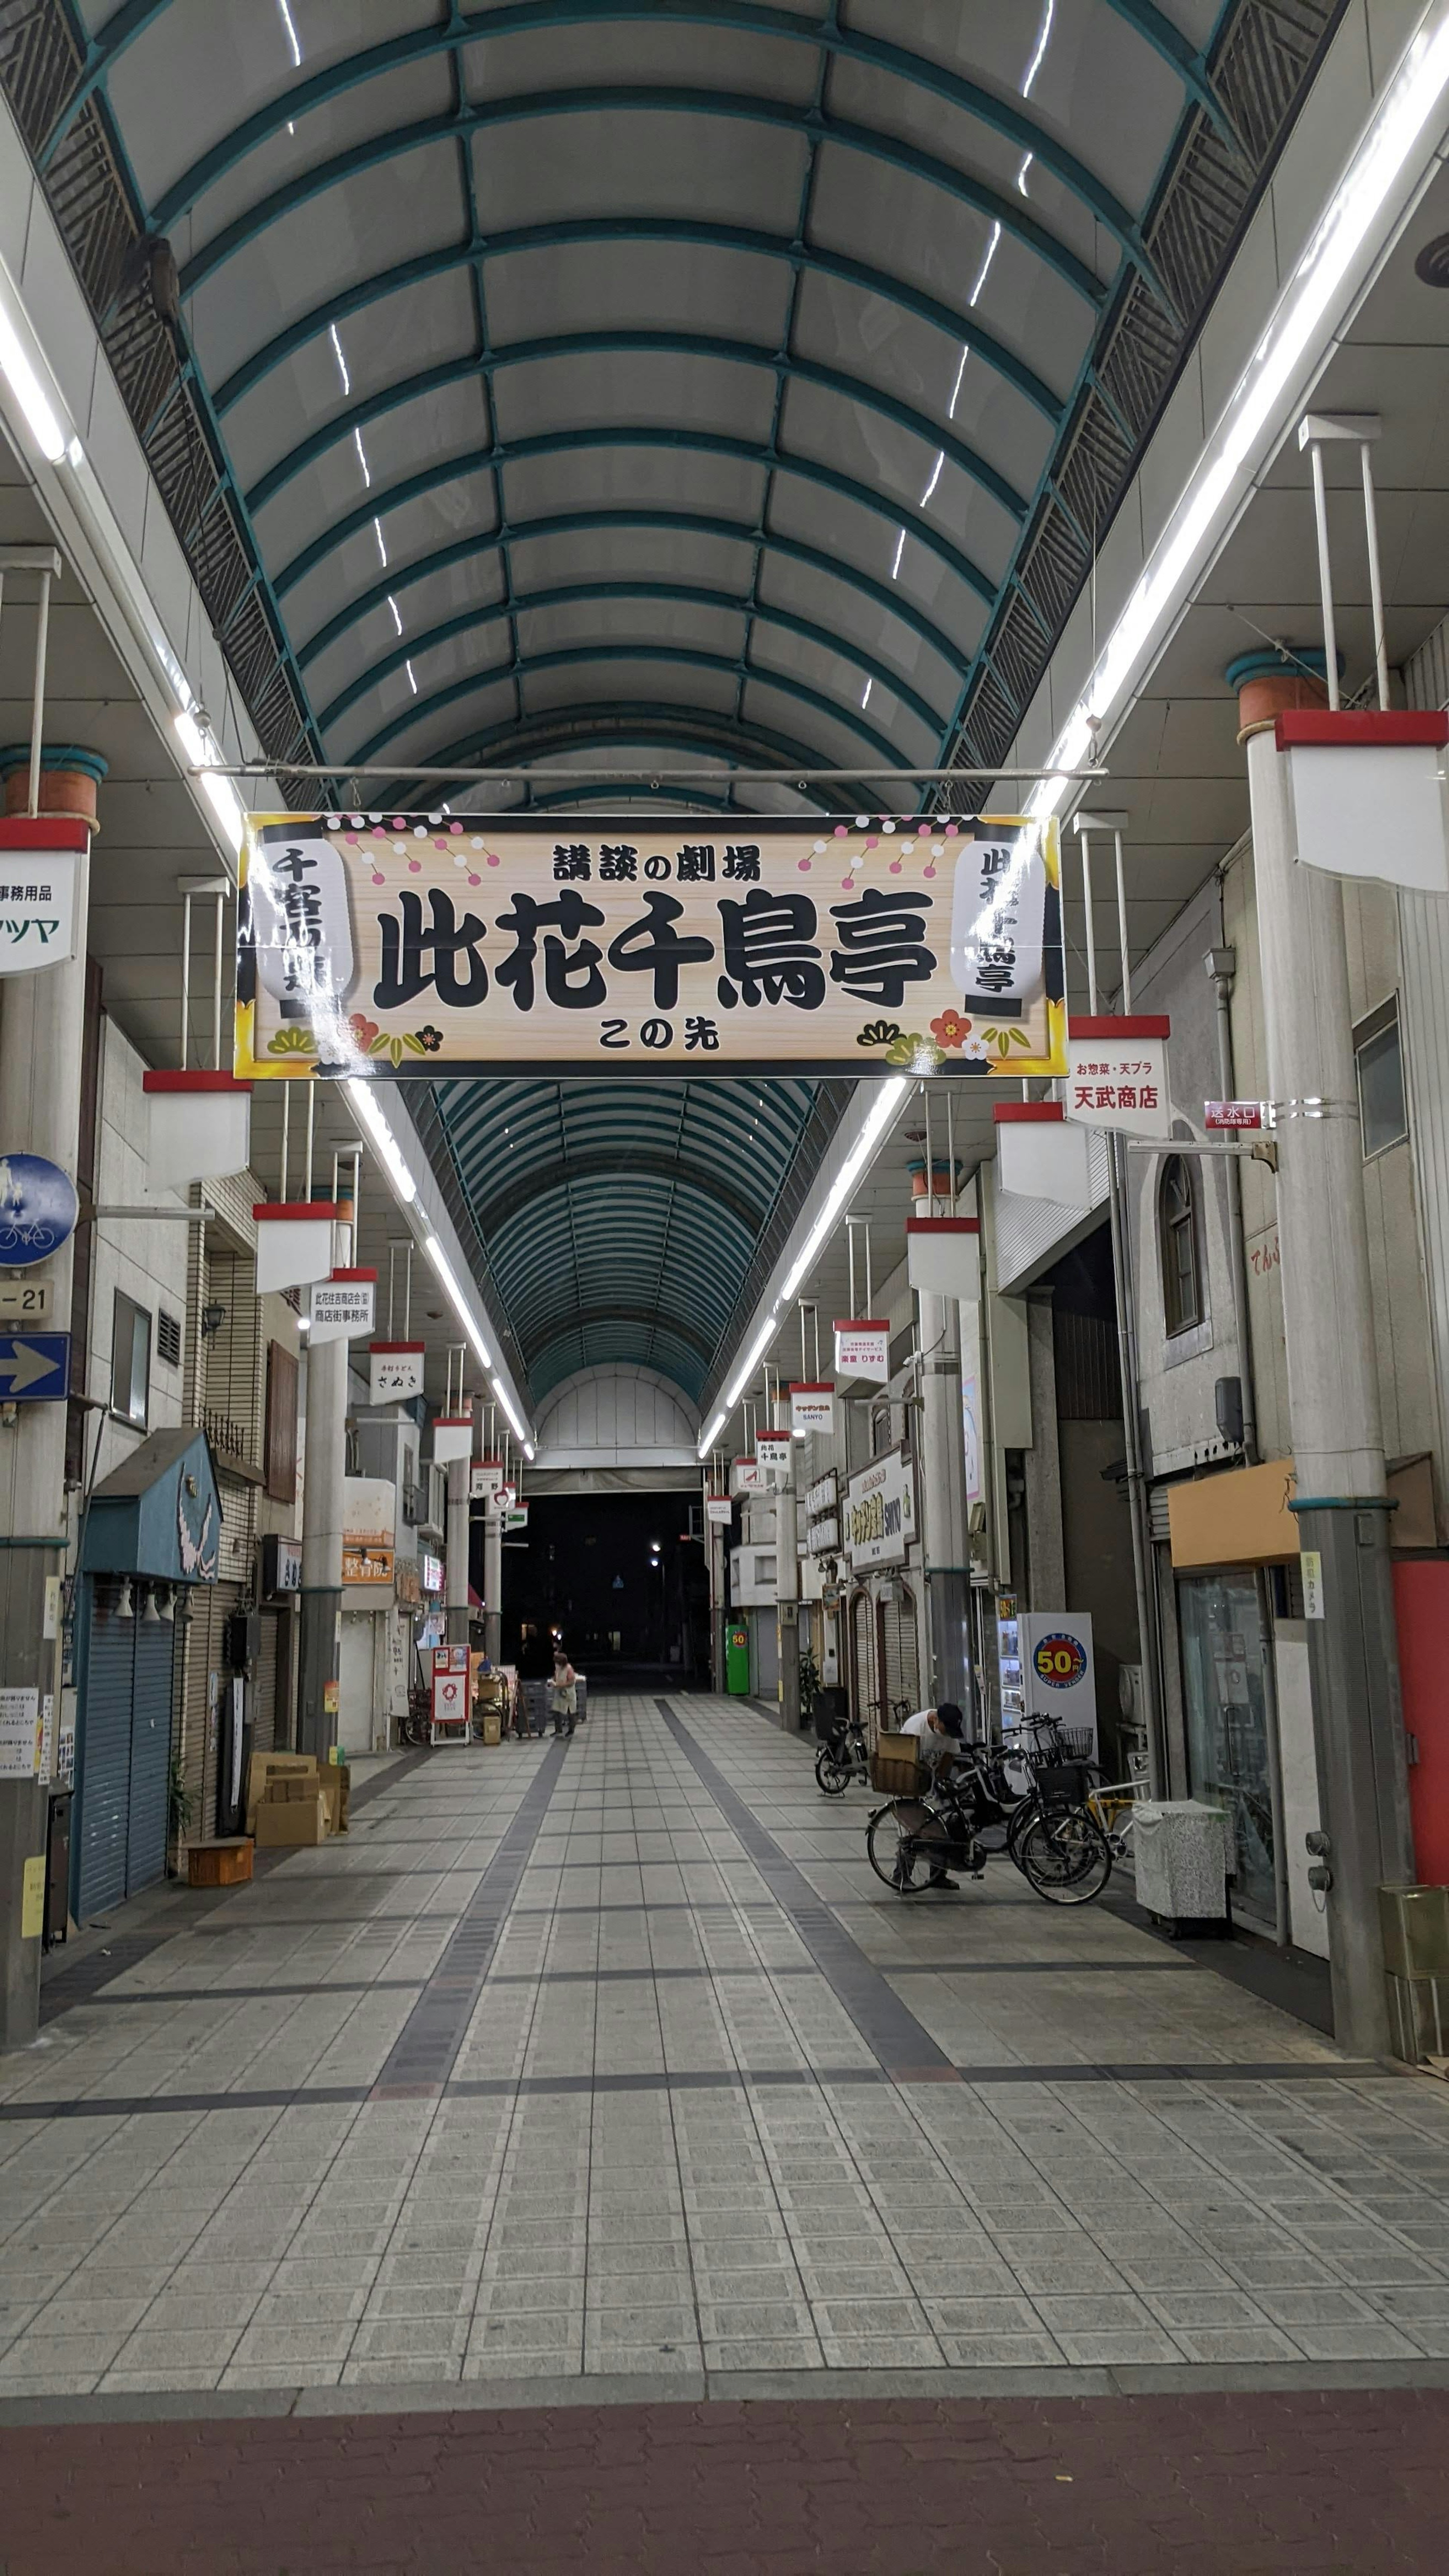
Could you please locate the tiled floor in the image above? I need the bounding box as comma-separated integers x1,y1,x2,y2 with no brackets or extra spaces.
3,1691,1449,2397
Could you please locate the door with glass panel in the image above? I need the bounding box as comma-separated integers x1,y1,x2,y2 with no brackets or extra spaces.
1176,1570,1278,1926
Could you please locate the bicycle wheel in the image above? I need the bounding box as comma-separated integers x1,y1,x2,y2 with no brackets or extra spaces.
1004,1793,1040,1874
866,1800,947,1893
1017,1805,1113,1905
815,1741,852,1796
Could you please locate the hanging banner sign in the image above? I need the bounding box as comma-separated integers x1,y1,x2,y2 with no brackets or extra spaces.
844,1448,917,1570
833,1318,890,1381
432,1414,473,1464
994,1103,1094,1207
705,1496,734,1526
756,1430,792,1486
369,1340,425,1401
1278,709,1449,895
1064,1017,1172,1141
0,837,81,977
236,814,1065,1080
309,1270,376,1344
906,1217,979,1299
731,1456,765,1496
789,1381,835,1436
471,1459,505,1502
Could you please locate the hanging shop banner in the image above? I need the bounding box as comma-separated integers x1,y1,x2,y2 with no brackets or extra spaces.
0,837,82,976
309,1270,376,1344
705,1497,734,1526
731,1456,765,1496
369,1341,425,1402
844,1448,917,1570
789,1381,836,1436
833,1318,890,1381
504,1504,529,1531
1064,1017,1172,1141
432,1414,473,1465
906,1217,979,1300
470,1459,505,1502
994,1103,1095,1207
756,1430,792,1486
1278,710,1449,895
235,814,1066,1080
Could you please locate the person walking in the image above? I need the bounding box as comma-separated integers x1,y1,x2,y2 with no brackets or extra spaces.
516,1621,553,1739
550,1641,578,1738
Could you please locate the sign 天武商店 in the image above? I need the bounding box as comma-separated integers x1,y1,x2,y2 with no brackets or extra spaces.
844,1449,916,1570
236,815,1066,1079
1064,1019,1171,1142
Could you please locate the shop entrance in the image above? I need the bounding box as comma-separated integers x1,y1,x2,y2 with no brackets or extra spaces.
495,1490,710,1682
1177,1569,1279,1927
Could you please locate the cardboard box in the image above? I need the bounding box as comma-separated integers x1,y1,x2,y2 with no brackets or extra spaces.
318,1765,349,1835
255,1790,329,1848
246,1752,316,1835
479,1711,501,1746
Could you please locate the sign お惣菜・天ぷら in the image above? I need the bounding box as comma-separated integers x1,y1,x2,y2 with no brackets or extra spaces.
235,814,1066,1079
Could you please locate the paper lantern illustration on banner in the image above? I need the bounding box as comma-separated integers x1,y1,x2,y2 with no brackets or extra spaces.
248,824,356,1034
951,832,1047,1015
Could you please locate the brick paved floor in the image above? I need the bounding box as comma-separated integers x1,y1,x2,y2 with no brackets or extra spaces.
4,1695,1449,2401
2,2388,1447,2573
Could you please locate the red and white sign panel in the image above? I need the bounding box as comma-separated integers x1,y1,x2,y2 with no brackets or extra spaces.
789,1381,836,1436
756,1430,792,1486
834,1318,890,1382
432,1413,473,1464
1205,1100,1264,1131
731,1456,765,1495
309,1270,376,1344
471,1458,505,1501
1278,710,1449,895
705,1496,733,1526
994,1104,1094,1209
369,1341,425,1402
1065,1018,1171,1141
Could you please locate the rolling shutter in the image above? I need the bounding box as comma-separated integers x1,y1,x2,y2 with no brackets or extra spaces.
851,1591,877,1741
126,1618,174,1898
77,1596,133,1921
254,1609,280,1756
880,1588,920,1724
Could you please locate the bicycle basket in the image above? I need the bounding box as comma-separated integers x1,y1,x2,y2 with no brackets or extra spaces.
871,1733,920,1795
1037,1760,1094,1806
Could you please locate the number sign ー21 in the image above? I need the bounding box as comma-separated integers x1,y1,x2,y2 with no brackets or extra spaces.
236,814,1066,1080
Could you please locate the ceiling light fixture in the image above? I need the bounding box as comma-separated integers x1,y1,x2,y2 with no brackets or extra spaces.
0,269,68,462
422,1233,492,1372
345,1077,417,1205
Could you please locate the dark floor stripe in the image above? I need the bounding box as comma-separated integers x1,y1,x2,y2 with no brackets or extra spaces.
0,2059,1392,2121
654,1697,955,2079
370,1741,570,2092
70,1980,429,2005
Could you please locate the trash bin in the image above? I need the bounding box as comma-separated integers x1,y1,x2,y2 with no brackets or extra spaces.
1132,1801,1230,1934
1379,1884,1449,2061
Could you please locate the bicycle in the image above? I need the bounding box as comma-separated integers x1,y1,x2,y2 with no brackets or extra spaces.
866,1730,1113,1905
815,1715,869,1796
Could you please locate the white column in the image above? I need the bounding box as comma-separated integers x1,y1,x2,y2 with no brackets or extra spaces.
298,1329,347,1756
446,1456,469,1647
775,1412,800,1729
1238,664,1413,2057
483,1503,503,1664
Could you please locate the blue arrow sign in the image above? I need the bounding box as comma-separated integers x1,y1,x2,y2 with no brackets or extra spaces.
0,1333,70,1401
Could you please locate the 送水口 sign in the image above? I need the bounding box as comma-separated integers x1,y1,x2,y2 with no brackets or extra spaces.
236,814,1066,1079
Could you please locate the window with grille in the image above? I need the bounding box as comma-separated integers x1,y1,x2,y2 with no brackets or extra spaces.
1158,1155,1203,1339
156,1309,182,1368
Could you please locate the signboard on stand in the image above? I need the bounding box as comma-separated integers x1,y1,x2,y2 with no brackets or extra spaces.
1065,1017,1171,1141
833,1319,890,1381
236,813,1066,1079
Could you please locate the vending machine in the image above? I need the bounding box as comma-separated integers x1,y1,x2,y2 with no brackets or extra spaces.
1016,1610,1097,1758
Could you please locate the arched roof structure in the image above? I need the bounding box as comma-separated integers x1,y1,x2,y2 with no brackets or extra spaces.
40,0,1336,1406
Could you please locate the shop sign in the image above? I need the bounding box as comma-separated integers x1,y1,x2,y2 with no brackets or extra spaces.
807,1513,840,1555
236,813,1065,1079
731,1455,765,1495
994,1103,1094,1207
471,1458,505,1500
309,1270,376,1344
806,1470,837,1516
790,1380,835,1435
0,1153,77,1267
0,844,80,975
394,1555,421,1608
432,1413,472,1464
844,1448,916,1569
419,1551,444,1592
1205,1099,1264,1130
369,1340,425,1401
757,1430,791,1486
705,1496,733,1526
1065,1018,1171,1141
261,1533,303,1597
343,1540,394,1584
833,1318,890,1381
0,1685,43,1779
504,1504,529,1530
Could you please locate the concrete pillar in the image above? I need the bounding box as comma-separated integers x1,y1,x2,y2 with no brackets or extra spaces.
707,1501,726,1692
775,1423,800,1730
0,750,102,2050
1021,1293,1066,1610
482,1504,502,1663
446,1456,469,1648
917,1187,974,1716
298,1327,346,1758
1233,654,1414,2058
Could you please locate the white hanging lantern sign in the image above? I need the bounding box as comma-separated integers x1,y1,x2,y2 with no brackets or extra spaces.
832,1318,890,1381
369,1341,425,1402
906,1218,979,1299
1279,706,1449,895
309,1269,376,1345
432,1412,473,1465
247,823,357,1044
789,1381,835,1436
756,1429,791,1487
254,1198,340,1294
951,827,1048,1014
1064,1016,1172,1141
142,1069,252,1189
994,1103,1094,1207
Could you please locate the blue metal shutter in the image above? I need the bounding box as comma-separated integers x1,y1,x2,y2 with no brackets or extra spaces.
77,1595,134,1922
126,1620,174,1898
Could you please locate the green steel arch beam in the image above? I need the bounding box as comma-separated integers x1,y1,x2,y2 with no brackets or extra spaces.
297,510,965,679
274,423,1002,611
180,89,1105,311
318,583,946,743
390,700,860,805
246,331,1028,525
347,641,911,767
215,220,1064,425
516,1304,717,1366
472,1153,764,1238
123,2,1181,269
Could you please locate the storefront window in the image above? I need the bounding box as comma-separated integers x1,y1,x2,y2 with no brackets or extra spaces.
1177,1570,1277,1925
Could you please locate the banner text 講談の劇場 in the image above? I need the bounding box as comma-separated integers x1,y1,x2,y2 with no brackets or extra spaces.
235,813,1065,1078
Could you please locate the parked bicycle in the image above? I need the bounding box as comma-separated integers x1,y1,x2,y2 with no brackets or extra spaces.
814,1712,869,1795
866,1716,1112,1905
